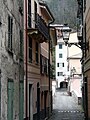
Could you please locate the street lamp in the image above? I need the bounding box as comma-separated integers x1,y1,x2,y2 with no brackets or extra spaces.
61,24,71,45
61,24,89,50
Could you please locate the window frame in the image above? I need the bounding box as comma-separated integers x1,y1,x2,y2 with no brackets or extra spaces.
8,15,13,52
20,30,23,58
57,63,59,67
59,44,62,49
59,53,62,58
28,36,32,63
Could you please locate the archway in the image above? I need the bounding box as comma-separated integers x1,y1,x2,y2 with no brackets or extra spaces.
60,81,68,88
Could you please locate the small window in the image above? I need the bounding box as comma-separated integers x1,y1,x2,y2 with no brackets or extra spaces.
57,72,59,76
59,72,63,76
57,63,59,67
59,54,62,58
28,36,32,62
28,0,31,27
57,72,63,76
20,30,23,58
62,63,64,67
8,15,13,51
84,0,86,12
59,44,62,49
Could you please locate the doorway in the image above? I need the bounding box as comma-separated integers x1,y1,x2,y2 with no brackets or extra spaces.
60,81,68,88
37,83,40,120
29,84,33,120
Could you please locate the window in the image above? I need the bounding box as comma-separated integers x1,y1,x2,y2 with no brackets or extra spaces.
57,72,59,76
57,72,63,76
40,55,44,74
20,30,23,58
28,0,31,27
62,63,64,67
28,36,32,62
59,54,62,58
8,15,13,51
59,44,62,49
34,1,37,28
84,0,86,12
59,72,63,76
36,42,39,64
57,63,59,67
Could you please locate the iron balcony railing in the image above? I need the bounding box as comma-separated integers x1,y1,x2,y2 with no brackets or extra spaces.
36,14,50,40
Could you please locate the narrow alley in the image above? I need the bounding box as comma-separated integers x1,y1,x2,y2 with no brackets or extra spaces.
48,88,84,120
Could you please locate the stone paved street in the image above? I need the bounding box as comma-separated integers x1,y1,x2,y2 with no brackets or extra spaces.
48,88,85,120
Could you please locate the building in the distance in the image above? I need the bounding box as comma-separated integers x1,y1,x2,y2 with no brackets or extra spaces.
55,25,68,88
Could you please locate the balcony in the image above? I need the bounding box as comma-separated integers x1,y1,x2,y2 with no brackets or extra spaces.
36,14,49,40
27,14,50,43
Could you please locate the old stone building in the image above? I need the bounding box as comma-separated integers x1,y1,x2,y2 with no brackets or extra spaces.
82,0,90,119
0,0,24,120
77,0,90,119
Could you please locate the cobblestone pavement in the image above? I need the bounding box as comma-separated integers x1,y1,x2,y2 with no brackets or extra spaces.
48,88,85,120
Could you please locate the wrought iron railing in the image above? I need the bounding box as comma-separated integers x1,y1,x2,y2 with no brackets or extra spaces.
36,14,50,40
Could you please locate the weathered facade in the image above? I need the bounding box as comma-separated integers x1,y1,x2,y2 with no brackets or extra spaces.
0,0,24,120
83,0,90,119
77,0,90,119
24,0,56,120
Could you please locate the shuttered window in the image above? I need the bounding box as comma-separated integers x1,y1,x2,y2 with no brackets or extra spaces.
28,0,31,27
28,36,32,62
8,15,13,51
20,30,23,58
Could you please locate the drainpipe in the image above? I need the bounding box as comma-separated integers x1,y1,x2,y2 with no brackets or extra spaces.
25,0,28,119
48,18,55,117
48,18,55,92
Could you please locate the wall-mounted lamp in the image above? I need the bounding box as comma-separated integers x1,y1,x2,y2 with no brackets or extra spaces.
61,24,71,44
61,24,89,50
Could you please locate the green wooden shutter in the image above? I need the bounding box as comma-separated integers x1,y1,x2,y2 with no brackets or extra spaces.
19,81,24,120
7,79,14,120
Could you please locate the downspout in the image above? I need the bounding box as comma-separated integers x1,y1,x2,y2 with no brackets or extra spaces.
48,18,55,92
48,18,55,117
25,0,28,119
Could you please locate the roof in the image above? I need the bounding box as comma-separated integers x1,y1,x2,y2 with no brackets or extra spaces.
39,1,54,21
